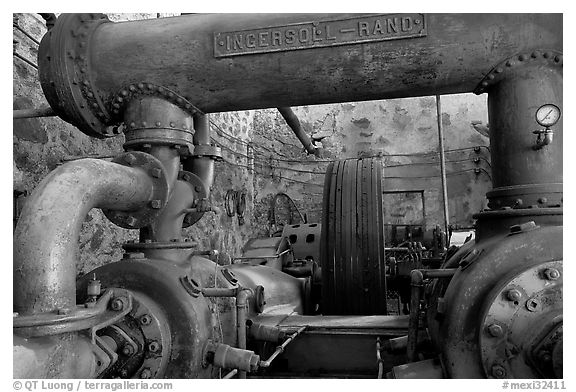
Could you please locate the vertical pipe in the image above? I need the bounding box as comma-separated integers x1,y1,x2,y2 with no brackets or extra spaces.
236,289,251,379
187,113,215,192
436,95,450,246
406,270,423,362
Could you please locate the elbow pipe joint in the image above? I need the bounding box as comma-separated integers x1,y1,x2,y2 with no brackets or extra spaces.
14,156,168,316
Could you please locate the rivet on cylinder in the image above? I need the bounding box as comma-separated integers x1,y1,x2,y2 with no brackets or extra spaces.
137,83,145,90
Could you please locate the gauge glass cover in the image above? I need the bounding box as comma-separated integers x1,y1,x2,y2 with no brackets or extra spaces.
536,104,561,127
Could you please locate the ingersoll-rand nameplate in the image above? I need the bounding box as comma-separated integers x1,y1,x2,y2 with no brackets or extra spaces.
214,14,427,58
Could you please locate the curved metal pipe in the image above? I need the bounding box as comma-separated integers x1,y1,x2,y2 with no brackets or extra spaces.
277,107,318,155
14,158,156,315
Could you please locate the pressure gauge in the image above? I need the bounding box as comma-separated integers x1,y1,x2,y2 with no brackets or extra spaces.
535,104,561,128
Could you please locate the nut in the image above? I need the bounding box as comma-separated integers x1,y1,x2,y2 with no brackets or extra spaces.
487,323,503,338
122,344,135,356
140,368,152,379
110,298,125,311
543,268,560,280
140,314,152,325
148,341,160,353
491,364,506,378
506,289,522,302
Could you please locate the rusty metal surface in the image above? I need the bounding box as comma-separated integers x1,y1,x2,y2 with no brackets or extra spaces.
39,14,562,137
123,96,195,150
389,358,444,379
432,224,562,378
14,158,158,315
102,152,170,229
76,258,216,378
228,264,304,315
281,223,321,262
479,260,562,379
486,54,562,209
238,236,292,269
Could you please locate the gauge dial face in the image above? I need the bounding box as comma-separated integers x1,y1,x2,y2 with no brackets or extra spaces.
535,104,561,127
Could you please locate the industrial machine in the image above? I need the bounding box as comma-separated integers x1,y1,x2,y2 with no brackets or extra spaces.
13,13,562,379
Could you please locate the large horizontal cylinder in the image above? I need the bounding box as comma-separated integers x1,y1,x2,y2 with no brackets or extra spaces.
40,13,562,135
90,13,562,110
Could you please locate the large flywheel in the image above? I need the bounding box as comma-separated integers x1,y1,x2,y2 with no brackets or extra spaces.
320,158,387,315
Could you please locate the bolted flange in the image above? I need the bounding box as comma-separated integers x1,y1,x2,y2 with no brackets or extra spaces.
38,13,114,138
474,50,563,95
102,151,169,229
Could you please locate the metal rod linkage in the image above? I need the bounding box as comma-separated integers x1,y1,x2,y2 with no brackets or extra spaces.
406,268,457,362
14,107,56,119
436,95,450,247
259,326,307,368
376,337,384,379
222,369,238,379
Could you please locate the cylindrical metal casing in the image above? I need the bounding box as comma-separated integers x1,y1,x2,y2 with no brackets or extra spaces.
487,63,563,208
211,343,260,373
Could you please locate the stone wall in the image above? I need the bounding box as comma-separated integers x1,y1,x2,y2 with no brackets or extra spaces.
13,13,491,278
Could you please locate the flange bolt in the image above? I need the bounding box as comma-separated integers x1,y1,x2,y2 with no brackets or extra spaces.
543,268,560,280
140,368,152,379
122,344,135,356
487,323,503,337
140,314,152,325
110,297,125,311
507,289,522,302
148,341,160,353
491,364,507,378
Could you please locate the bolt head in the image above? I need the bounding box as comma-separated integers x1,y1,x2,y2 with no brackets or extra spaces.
150,200,162,209
544,268,560,280
148,341,160,353
110,298,124,311
487,323,503,337
491,364,506,378
122,344,135,356
140,314,152,325
151,168,162,178
140,368,152,379
507,289,522,302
